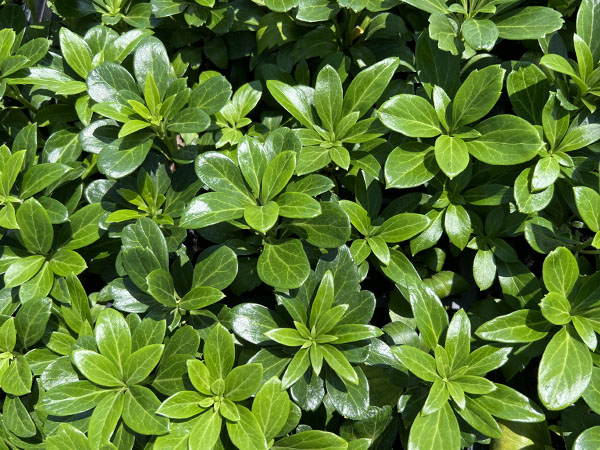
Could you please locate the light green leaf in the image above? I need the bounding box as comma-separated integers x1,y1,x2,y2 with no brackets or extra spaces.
342,57,400,118
16,198,53,255
466,115,542,165
494,7,564,40
452,65,504,129
122,385,169,435
205,323,235,379
72,350,124,387
258,239,310,289
434,135,469,179
462,18,498,51
476,310,551,343
378,94,441,138
315,65,343,131
574,186,600,233
408,403,460,450
538,326,592,410
543,246,578,297
540,292,571,325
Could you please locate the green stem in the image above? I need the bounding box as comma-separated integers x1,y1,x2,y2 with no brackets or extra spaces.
8,86,38,113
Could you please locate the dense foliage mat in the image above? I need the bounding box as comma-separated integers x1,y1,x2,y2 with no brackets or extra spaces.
1,0,600,448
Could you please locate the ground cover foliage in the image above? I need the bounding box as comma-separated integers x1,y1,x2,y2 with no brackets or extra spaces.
1,0,600,448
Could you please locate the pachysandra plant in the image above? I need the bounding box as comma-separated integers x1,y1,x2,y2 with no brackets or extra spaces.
404,0,563,56
3,0,600,448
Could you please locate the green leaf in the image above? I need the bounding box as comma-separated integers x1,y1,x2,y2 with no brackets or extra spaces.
282,347,310,389
4,395,36,438
402,0,448,14
531,156,560,191
456,396,502,438
39,381,109,416
133,37,170,97
72,350,124,387
15,296,52,348
156,391,205,419
473,248,495,291
88,391,124,448
266,328,307,346
339,200,371,236
122,385,169,435
124,344,164,385
258,239,310,289
514,167,554,214
538,326,592,410
193,245,238,290
466,115,542,165
378,94,441,137
238,137,269,198
180,192,249,228
321,344,358,385
428,13,459,55
189,410,222,450
146,269,176,307
476,310,551,343
20,163,72,199
225,363,263,401
494,7,564,40
226,405,268,450
261,151,296,203
277,192,321,219
508,63,551,125
272,430,349,449
452,65,504,129
556,124,600,153
0,317,16,352
118,120,151,138
434,135,469,179
49,248,87,276
423,378,449,415
376,213,430,243
408,403,460,450
291,201,351,248
315,65,343,131
190,75,232,115
543,246,578,297
574,427,600,450
167,108,210,133
462,18,498,51
577,0,600,62
195,152,254,202
540,292,571,325
266,81,315,129
205,323,235,379
392,345,438,382
87,62,138,103
252,377,291,441
4,255,45,288
385,143,438,188
95,308,131,369
342,57,400,118
574,186,600,232
59,28,92,79
97,133,153,179
179,286,225,310
367,236,390,265
16,198,53,255
444,204,470,250
478,383,544,422
1,355,32,396
187,359,212,395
